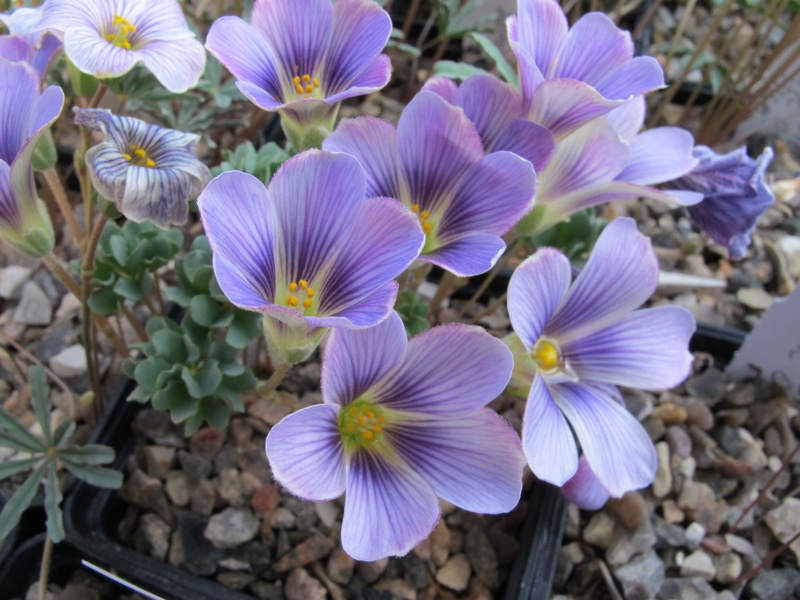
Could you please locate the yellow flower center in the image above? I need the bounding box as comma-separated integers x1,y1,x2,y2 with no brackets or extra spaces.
532,338,560,373
339,400,386,448
410,204,432,235
285,279,316,311
122,146,156,169
292,72,320,96
106,14,136,51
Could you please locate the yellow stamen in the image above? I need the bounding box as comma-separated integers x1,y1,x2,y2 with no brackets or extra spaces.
532,339,560,372
373,425,382,433
339,399,386,448
302,74,311,83
302,298,313,309
298,279,308,290
107,14,136,50
293,76,301,85
286,296,299,307
420,210,429,219
288,282,298,293
313,78,320,87
346,423,355,432
357,416,366,425
363,430,373,441
422,222,431,234
122,153,132,161
378,415,385,424
145,158,156,169
411,204,420,213
305,85,314,93
134,148,147,158
296,84,304,94
348,407,357,417
306,288,315,298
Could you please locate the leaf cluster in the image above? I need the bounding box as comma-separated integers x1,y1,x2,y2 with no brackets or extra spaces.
0,366,121,544
525,210,608,266
395,290,431,337
124,237,260,435
211,141,290,184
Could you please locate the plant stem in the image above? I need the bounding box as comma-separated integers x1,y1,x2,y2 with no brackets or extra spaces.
734,529,800,585
259,362,291,397
41,168,84,244
122,305,148,342
38,535,53,600
468,291,508,325
81,214,109,406
88,84,107,109
153,270,166,315
456,239,517,319
428,271,457,319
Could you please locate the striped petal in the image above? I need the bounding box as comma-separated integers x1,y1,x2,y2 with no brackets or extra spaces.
63,27,139,79
136,37,206,93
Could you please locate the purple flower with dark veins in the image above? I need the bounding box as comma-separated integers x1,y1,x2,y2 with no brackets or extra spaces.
206,0,392,151
0,58,63,257
505,218,695,498
324,91,536,277
266,311,525,560
507,0,664,138
198,150,424,364
74,108,211,229
668,145,775,260
39,0,206,93
0,5,62,76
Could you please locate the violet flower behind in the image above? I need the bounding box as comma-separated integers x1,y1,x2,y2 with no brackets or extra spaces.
39,0,205,93
206,0,392,151
505,218,695,499
74,108,211,229
669,145,775,260
0,58,63,258
0,5,62,76
197,150,424,365
266,311,525,560
324,91,536,277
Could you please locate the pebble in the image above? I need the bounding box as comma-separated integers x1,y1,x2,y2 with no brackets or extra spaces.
666,426,693,457
247,398,293,426
613,550,665,600
737,287,774,310
269,507,296,529
714,552,742,584
680,550,715,580
606,519,657,567
748,569,800,600
216,468,244,506
144,446,175,480
274,534,334,572
178,449,212,481
326,548,355,585
679,398,714,430
663,500,685,524
14,281,52,325
165,471,190,507
355,557,388,584
653,442,673,498
374,578,416,600
685,522,706,550
764,498,800,562
659,576,717,600
430,519,451,566
55,292,81,318
739,428,768,471
314,501,340,528
651,403,688,424
435,554,472,592
189,427,226,461
204,507,260,549
465,525,499,588
285,568,326,600
684,369,727,405
48,344,88,378
608,491,649,530
177,513,220,576
0,265,32,298
118,469,172,524
136,513,171,561
652,515,686,549
189,479,216,516
583,511,616,549
251,483,281,516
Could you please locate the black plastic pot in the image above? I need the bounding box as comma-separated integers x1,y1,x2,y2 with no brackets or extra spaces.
0,534,84,600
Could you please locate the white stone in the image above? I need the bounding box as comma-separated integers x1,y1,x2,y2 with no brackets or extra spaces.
685,522,706,550
49,345,87,378
13,281,52,325
0,266,32,299
778,235,800,278
55,293,82,319
680,550,715,580
765,497,800,563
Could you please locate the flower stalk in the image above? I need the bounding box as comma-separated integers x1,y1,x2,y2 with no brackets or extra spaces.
41,168,84,244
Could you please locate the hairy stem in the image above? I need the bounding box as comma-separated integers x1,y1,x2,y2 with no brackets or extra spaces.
38,535,53,600
258,362,291,397
41,168,84,244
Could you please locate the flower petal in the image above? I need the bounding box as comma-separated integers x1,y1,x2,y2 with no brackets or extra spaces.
508,248,572,349
198,171,278,306
454,74,523,150
83,143,128,203
322,117,399,198
317,197,424,315
438,151,536,240
605,96,645,142
522,374,578,486
514,0,568,78
0,59,40,161
550,382,657,497
236,81,284,111
137,36,206,93
492,118,556,173
616,127,698,185
0,35,35,65
120,165,198,228
321,311,407,406
547,218,657,342
323,0,391,94
396,91,484,214
265,403,346,501
306,281,397,330
372,324,513,417
324,54,391,104
423,232,506,277
342,449,439,561
63,27,140,79
213,254,271,312
507,22,543,113
561,456,610,510
421,76,458,103
595,55,665,101
528,78,626,138
390,408,525,513
269,150,364,284
562,306,695,390
554,13,633,86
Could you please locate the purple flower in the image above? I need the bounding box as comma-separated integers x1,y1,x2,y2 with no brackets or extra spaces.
508,0,664,137
505,218,695,498
323,91,536,276
39,0,205,93
0,6,61,76
206,0,392,150
668,145,775,260
74,108,211,229
0,58,63,257
266,311,525,560
561,456,609,509
197,150,424,364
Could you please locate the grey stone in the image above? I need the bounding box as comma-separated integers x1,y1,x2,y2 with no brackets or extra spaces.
660,577,717,600
14,281,52,325
49,344,87,378
680,550,715,580
136,513,171,560
285,568,325,600
144,445,175,480
177,512,221,576
465,525,498,588
613,550,665,600
737,288,773,310
684,522,706,550
177,449,212,481
764,498,800,563
118,469,172,524
204,507,260,549
327,547,355,585
606,518,656,567
748,569,800,600
583,511,616,549
715,425,743,457
435,554,471,592
715,552,742,585
652,515,686,549
165,471,190,507
190,479,216,515
0,266,31,299
684,369,727,405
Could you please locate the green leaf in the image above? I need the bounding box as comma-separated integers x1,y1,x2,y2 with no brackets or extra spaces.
220,361,246,376
109,234,129,265
113,273,154,301
51,419,76,448
190,294,233,329
468,32,518,86
134,357,172,393
433,60,492,81
226,311,262,349
182,360,223,399
0,461,46,542
199,398,230,431
60,461,122,489
0,406,45,453
58,444,115,465
145,316,179,337
44,460,65,542
0,456,43,480
221,368,258,394
127,385,151,403
183,250,214,291
88,287,120,315
163,285,194,308
29,365,51,443
152,329,189,364
153,380,197,423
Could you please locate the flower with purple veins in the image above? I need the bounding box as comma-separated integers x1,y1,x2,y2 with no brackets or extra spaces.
505,218,695,498
197,150,424,365
74,108,211,229
0,58,63,258
667,145,775,260
323,91,536,277
0,5,62,77
206,0,392,151
38,0,205,93
266,311,525,560
508,0,664,138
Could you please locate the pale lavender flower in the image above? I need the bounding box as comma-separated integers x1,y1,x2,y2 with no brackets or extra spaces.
206,0,391,150
508,0,664,137
0,58,63,257
505,218,695,498
323,91,536,277
0,5,61,76
74,108,211,229
266,311,525,560
39,0,205,93
561,456,609,509
668,145,775,260
197,150,424,364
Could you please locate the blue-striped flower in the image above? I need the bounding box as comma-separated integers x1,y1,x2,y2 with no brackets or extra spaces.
206,0,392,150
74,108,211,229
0,59,63,257
39,0,205,93
266,311,524,560
0,5,62,76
